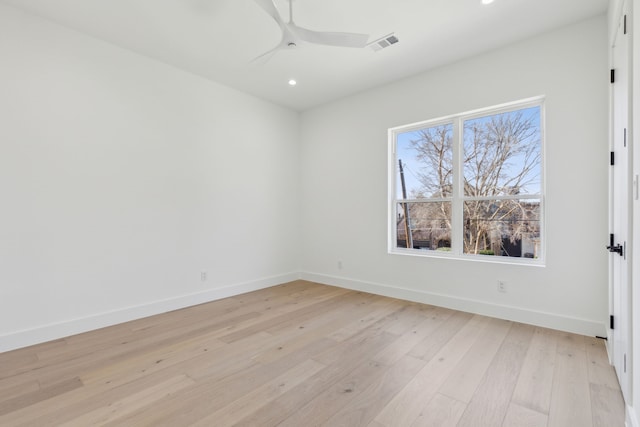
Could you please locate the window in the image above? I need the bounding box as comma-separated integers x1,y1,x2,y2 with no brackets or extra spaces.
389,98,544,263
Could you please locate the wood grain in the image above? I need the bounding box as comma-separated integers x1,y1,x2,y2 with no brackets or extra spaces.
0,281,625,427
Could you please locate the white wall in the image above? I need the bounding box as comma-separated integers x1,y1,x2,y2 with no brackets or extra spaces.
0,3,300,352
299,16,609,337
0,4,611,353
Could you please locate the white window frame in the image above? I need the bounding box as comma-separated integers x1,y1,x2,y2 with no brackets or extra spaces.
388,96,546,265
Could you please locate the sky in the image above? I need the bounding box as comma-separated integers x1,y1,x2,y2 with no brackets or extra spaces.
395,106,541,200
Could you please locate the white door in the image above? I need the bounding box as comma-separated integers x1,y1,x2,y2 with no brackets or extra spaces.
609,4,631,402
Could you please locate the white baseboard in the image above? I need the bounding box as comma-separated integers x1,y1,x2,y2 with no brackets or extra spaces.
0,272,300,353
301,272,606,337
2,270,607,353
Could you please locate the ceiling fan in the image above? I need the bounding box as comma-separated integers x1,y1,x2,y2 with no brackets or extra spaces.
251,0,370,63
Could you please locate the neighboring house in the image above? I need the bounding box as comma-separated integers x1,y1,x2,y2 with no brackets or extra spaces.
396,200,540,258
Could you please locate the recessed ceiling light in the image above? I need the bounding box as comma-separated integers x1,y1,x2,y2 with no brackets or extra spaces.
288,79,297,86
482,0,494,4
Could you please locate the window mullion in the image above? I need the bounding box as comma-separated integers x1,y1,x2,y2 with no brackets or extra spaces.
451,118,464,255
389,97,544,263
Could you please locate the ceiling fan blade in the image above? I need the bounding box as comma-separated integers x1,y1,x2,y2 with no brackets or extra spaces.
290,24,369,48
252,0,286,28
251,45,281,65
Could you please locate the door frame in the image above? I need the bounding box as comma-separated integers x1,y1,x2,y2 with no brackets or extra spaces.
608,0,632,404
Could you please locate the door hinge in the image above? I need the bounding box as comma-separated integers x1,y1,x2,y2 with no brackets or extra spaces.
611,69,615,83
624,128,627,147
611,151,615,165
624,15,627,35
610,315,615,330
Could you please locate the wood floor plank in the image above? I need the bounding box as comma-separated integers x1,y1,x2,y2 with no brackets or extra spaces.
218,287,352,343
547,334,593,427
276,359,389,427
407,310,474,361
501,402,548,427
326,298,404,342
586,337,621,390
190,359,326,427
241,316,341,363
373,315,491,427
0,332,271,425
0,377,82,416
0,372,43,399
312,315,403,367
379,302,436,336
372,306,453,366
556,330,587,355
455,322,535,427
106,337,338,427
0,282,625,427
198,284,353,344
511,327,558,414
321,355,426,427
233,330,402,426
265,290,381,337
0,368,197,426
59,375,195,427
0,351,39,380
252,304,375,365
438,317,512,403
590,383,625,427
0,380,39,407
409,393,467,427
79,331,227,386
6,308,257,390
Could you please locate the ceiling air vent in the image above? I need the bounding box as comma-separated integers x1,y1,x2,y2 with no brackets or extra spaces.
368,33,399,52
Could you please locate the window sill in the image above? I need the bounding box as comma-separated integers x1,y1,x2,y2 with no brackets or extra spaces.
389,248,546,267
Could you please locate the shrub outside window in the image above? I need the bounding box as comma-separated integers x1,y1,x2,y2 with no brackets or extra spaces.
389,98,544,263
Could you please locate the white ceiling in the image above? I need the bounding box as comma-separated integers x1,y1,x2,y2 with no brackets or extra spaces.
1,0,609,111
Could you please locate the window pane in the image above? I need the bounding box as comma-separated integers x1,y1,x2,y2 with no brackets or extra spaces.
463,107,541,197
463,199,541,258
396,202,451,251
396,124,453,199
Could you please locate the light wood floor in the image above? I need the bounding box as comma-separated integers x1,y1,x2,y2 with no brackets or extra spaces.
0,281,625,426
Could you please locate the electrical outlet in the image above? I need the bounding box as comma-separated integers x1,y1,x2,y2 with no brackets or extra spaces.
201,270,207,282
497,280,507,293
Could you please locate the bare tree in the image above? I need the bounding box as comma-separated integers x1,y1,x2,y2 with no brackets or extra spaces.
407,110,541,256
463,111,540,197
412,125,453,199
402,125,454,250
